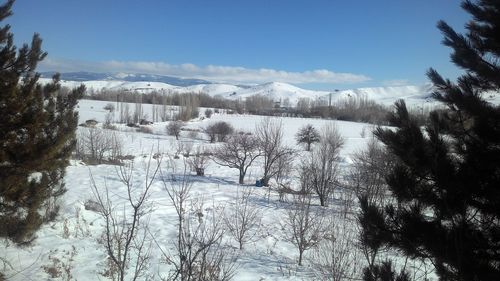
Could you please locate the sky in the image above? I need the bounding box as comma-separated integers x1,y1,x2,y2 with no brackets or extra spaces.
6,0,470,90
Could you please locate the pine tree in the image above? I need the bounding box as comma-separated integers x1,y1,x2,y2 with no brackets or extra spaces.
295,124,320,151
359,1,500,280
0,0,84,243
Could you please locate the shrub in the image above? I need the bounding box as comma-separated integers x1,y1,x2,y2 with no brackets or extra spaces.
205,108,213,118
166,121,184,140
203,121,234,143
103,103,115,112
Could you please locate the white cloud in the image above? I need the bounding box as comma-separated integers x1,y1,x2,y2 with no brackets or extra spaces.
39,57,371,85
382,79,410,87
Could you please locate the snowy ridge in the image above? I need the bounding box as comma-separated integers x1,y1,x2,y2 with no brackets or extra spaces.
219,82,329,103
39,78,500,107
331,84,435,106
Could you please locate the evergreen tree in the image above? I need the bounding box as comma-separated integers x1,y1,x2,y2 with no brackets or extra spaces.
0,0,84,243
359,1,500,280
295,124,320,151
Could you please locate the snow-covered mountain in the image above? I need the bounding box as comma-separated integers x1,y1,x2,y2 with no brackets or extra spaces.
218,82,330,103
40,71,211,86
39,74,500,107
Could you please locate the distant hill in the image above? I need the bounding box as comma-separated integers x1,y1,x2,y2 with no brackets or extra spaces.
40,71,211,86
38,72,500,107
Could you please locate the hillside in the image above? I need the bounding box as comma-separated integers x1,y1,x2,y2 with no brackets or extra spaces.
39,76,500,108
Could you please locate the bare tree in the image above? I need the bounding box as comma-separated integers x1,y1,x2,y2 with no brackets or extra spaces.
159,163,237,281
167,121,184,140
132,96,144,124
202,124,217,143
295,124,320,151
223,188,262,250
296,98,311,114
78,127,111,163
349,138,393,206
177,94,200,121
119,102,133,124
76,128,123,164
186,146,210,176
212,133,261,184
255,118,295,186
90,157,160,281
310,205,361,281
182,141,194,158
103,111,115,130
301,124,344,207
244,94,274,114
274,149,294,188
282,194,325,266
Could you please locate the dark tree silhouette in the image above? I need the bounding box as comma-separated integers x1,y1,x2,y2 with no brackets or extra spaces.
0,0,84,244
359,1,500,280
295,124,320,151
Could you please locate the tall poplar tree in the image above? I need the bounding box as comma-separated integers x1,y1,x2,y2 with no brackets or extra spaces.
0,0,84,243
359,1,500,280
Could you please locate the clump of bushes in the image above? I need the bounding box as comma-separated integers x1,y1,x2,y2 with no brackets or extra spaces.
203,121,234,143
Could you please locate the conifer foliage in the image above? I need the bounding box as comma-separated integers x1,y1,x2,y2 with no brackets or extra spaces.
295,124,320,151
0,0,84,243
359,1,500,280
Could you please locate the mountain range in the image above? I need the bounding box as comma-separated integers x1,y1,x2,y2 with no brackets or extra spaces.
38,71,500,108
40,71,212,86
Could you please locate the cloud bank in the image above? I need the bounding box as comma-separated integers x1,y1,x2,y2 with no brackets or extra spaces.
382,79,410,87
39,57,371,85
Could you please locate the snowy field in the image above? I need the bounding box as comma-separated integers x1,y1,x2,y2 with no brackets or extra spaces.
1,99,402,281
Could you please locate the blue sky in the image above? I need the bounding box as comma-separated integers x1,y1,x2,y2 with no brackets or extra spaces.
7,0,469,90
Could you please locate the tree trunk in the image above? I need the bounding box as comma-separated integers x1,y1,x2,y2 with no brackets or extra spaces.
239,172,245,184
196,168,204,176
261,177,270,187
298,249,303,266
319,195,327,207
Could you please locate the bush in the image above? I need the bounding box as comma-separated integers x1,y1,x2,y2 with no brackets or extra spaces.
203,121,234,143
205,108,213,118
166,121,184,140
103,103,115,112
75,128,123,165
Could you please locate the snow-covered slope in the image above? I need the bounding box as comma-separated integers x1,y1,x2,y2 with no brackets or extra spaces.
51,79,179,93
40,78,500,107
330,84,435,106
181,83,244,96
218,82,329,104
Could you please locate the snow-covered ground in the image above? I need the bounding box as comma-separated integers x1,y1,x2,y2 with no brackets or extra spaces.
6,83,497,279
1,99,383,281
